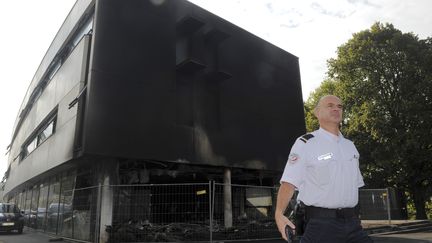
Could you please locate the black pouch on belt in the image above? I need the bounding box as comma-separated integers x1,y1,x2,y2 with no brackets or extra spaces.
294,201,306,236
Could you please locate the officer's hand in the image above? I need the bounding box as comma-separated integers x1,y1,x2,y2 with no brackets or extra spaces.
275,212,296,240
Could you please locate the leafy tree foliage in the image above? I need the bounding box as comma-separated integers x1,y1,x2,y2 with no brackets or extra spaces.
306,23,432,219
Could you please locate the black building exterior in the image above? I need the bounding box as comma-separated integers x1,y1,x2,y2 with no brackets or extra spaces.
3,0,305,242
83,0,304,171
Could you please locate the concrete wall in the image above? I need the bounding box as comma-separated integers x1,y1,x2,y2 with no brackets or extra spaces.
4,37,90,195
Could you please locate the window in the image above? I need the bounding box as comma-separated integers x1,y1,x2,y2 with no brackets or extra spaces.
0,204,20,213
21,112,57,161
48,62,62,81
38,121,55,145
37,182,50,230
25,138,37,155
46,176,61,234
11,12,94,148
58,172,75,238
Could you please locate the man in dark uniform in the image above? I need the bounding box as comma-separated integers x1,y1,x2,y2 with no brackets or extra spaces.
275,95,373,243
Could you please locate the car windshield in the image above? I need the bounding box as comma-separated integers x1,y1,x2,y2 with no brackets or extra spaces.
0,204,20,213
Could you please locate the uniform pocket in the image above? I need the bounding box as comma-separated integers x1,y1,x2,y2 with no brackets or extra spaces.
345,155,362,187
345,155,359,176
311,159,333,185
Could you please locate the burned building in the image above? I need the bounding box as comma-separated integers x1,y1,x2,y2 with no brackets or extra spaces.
3,0,305,242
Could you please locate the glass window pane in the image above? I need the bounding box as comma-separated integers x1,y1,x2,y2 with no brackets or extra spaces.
37,183,50,231
24,189,33,227
46,177,61,234
73,169,96,241
26,138,37,155
29,185,40,229
58,172,75,238
0,204,20,213
19,192,25,212
48,62,62,80
38,121,54,145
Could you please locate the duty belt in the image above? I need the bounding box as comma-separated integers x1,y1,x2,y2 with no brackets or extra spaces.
305,206,359,219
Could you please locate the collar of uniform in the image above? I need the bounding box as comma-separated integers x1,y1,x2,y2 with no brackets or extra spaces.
318,127,343,143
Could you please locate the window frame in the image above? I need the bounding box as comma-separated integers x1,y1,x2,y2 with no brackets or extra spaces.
20,109,58,162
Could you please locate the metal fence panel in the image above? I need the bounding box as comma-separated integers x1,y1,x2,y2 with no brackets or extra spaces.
73,186,98,241
41,183,397,242
211,183,281,241
108,183,211,242
359,189,391,220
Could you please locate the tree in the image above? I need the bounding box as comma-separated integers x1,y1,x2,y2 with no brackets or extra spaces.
310,22,432,219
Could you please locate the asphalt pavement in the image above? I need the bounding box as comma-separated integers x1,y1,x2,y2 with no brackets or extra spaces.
371,231,432,243
0,227,431,243
0,229,62,243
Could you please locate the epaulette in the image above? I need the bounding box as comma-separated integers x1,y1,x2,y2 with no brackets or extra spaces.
299,133,314,143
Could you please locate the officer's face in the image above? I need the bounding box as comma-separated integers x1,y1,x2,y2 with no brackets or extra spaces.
315,96,343,125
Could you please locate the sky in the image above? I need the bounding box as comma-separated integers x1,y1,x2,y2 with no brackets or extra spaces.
0,0,432,177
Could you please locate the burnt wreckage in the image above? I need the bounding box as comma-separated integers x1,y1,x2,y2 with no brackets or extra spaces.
3,0,305,242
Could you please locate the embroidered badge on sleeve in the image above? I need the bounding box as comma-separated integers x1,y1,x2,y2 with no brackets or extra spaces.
288,153,300,164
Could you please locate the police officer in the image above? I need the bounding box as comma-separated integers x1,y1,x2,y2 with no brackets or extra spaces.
275,95,373,243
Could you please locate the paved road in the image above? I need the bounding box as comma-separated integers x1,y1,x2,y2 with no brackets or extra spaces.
0,229,61,243
0,229,431,243
371,231,432,243
0,227,66,243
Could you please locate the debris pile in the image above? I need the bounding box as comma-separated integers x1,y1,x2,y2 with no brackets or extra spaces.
106,219,279,242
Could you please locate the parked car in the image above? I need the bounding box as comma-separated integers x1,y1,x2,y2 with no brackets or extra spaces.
0,203,24,233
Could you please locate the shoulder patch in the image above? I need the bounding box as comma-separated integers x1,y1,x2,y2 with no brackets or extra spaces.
288,153,300,164
300,133,314,143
